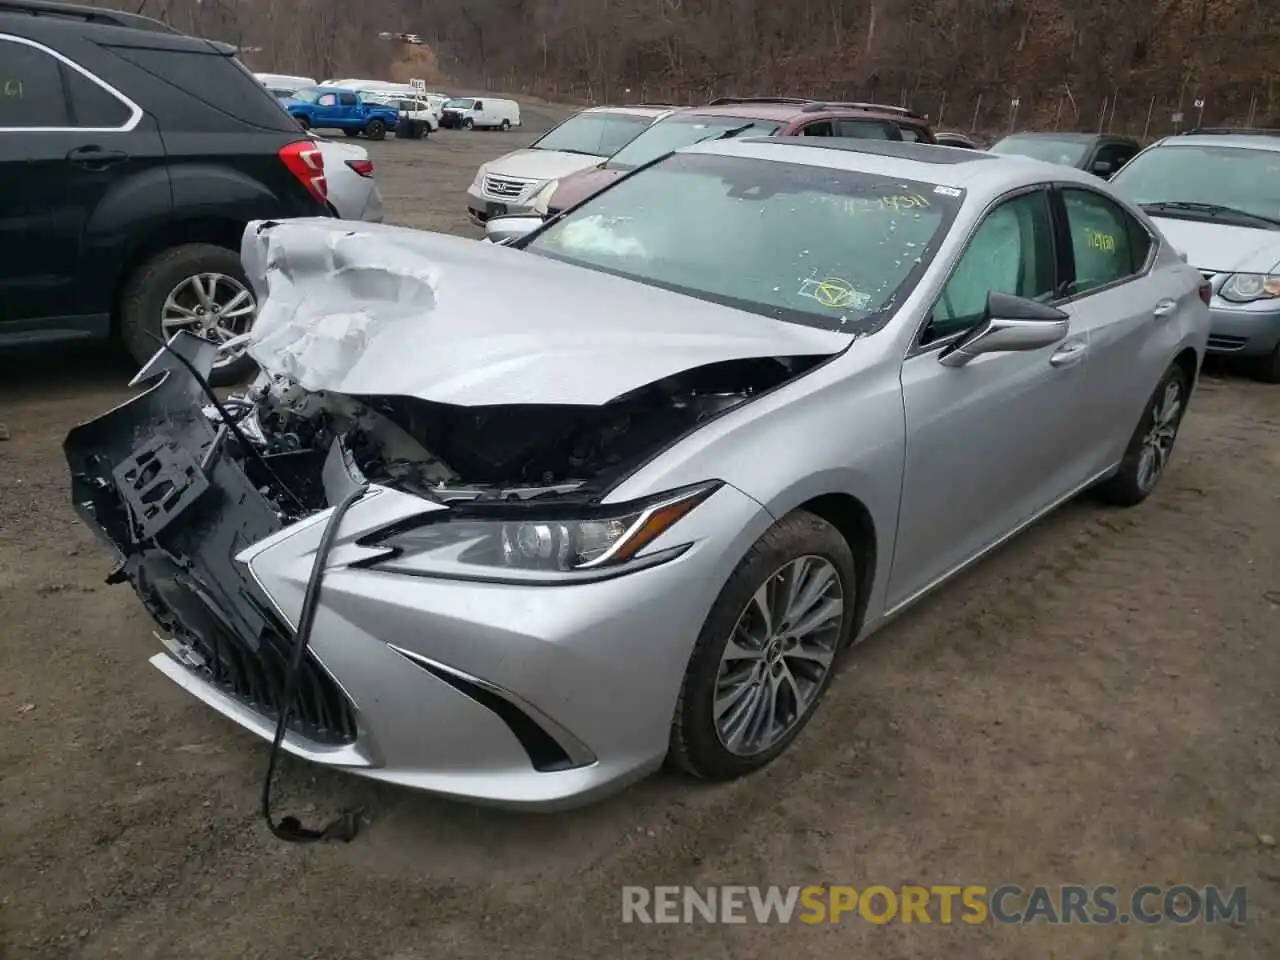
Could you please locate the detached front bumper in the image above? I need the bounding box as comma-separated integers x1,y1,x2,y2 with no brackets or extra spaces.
64,336,772,809
1206,300,1280,357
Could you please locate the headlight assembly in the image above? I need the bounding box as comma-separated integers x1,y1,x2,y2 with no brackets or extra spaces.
1219,272,1280,303
365,481,720,582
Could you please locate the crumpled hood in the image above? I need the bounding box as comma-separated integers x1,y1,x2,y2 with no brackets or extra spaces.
486,149,606,183
550,166,627,209
240,219,851,406
1151,216,1280,274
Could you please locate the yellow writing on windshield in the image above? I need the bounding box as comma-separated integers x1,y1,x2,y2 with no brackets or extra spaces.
1084,229,1115,253
842,194,931,214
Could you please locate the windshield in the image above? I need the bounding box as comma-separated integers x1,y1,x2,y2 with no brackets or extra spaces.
525,153,961,332
532,111,655,157
606,116,784,170
1110,143,1280,224
989,136,1090,166
289,87,323,103
446,98,475,110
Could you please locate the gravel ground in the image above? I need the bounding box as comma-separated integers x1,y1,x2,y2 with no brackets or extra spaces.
1,107,1279,959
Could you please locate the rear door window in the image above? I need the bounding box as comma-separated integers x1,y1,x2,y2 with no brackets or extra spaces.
800,120,835,137
836,118,902,140
338,93,358,106
0,39,71,127
1061,187,1152,293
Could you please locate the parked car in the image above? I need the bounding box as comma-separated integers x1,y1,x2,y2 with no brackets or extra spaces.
987,132,1141,179
368,94,440,132
312,136,384,222
466,105,678,224
0,0,330,386
283,86,400,140
531,97,937,216
934,131,980,149
67,137,1208,811
1108,129,1280,381
439,96,520,130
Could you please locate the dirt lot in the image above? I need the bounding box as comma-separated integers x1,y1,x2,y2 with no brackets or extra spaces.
2,109,1279,959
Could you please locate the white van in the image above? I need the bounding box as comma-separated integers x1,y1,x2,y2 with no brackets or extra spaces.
440,97,520,130
255,72,316,98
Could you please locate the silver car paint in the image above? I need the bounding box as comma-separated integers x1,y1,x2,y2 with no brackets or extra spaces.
125,140,1207,809
239,218,849,403
1111,135,1280,357
311,136,384,223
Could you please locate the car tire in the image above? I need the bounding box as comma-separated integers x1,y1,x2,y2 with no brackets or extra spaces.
364,118,387,141
118,243,259,389
1253,344,1280,383
1095,363,1190,506
501,119,511,131
296,115,310,131
668,510,857,782
463,117,474,130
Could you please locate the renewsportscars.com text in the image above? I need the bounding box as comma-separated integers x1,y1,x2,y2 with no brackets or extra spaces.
621,884,1247,925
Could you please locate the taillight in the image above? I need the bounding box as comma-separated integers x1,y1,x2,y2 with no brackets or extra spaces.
1198,280,1212,306
278,140,327,204
346,159,374,178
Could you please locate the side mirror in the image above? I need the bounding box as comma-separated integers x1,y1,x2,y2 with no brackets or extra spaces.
484,214,544,245
1091,159,1114,177
939,292,1070,367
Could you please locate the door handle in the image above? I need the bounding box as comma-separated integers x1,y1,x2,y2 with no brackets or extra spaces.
1049,341,1089,367
66,145,128,169
1153,298,1178,320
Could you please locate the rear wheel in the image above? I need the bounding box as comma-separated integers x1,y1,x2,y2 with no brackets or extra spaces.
668,511,856,781
295,115,310,131
1096,363,1189,506
500,119,511,131
119,244,259,388
364,118,387,141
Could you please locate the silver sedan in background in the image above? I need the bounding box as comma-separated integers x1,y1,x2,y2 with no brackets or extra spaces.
67,138,1209,811
312,135,384,222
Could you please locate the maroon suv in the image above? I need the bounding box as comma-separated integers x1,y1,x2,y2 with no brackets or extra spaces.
540,97,935,214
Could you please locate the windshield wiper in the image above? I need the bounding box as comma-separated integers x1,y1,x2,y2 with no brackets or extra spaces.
708,122,755,142
541,147,602,157
1141,201,1280,228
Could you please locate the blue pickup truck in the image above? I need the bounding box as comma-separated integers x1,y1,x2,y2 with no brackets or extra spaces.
283,86,400,140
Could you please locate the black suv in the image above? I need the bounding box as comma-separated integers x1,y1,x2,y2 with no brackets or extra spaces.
0,0,330,384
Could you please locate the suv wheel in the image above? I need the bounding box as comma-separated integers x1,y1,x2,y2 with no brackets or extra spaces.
365,118,387,141
119,244,259,388
296,115,310,131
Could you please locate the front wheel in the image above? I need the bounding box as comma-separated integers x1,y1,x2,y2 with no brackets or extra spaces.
463,117,474,129
118,244,260,388
1253,344,1280,383
500,119,511,131
364,118,387,141
1096,363,1190,506
668,511,857,781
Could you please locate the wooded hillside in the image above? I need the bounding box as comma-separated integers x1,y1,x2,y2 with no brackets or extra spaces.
99,0,1280,136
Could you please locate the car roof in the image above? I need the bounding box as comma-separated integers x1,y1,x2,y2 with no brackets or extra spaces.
582,105,679,118
668,99,928,124
1157,133,1280,153
680,136,1111,195
996,131,1138,144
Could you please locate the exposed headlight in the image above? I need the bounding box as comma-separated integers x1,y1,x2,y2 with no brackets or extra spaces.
530,179,559,215
1219,272,1280,303
366,482,720,582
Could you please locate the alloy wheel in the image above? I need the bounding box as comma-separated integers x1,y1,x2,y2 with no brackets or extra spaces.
160,273,257,369
713,555,845,756
1136,378,1182,492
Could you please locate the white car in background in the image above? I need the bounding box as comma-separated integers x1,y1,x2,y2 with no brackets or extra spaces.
312,136,384,222
466,104,677,224
368,95,441,132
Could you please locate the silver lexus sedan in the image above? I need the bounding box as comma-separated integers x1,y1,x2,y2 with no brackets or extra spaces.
66,138,1210,811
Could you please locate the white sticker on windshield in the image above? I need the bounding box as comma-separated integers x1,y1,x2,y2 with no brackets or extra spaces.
934,185,962,197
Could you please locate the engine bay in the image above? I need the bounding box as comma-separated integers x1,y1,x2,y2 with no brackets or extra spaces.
226,353,821,519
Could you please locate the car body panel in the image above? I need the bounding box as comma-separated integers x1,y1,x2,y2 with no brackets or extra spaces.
312,136,384,222
68,139,1209,809
240,218,851,404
